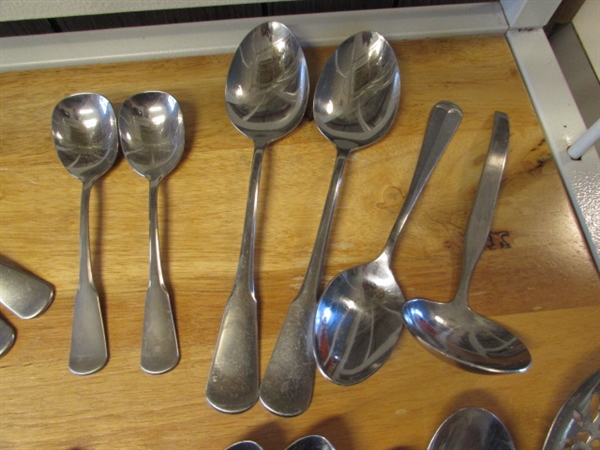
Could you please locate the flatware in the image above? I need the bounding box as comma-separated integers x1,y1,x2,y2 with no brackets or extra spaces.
206,21,309,413
428,407,516,450
0,316,15,357
313,101,462,385
259,30,400,416
543,369,600,450
286,435,336,450
119,91,184,374
225,441,263,450
52,93,118,375
0,262,54,319
402,112,532,373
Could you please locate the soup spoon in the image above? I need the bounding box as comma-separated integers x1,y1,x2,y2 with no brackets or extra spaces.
119,91,184,374
52,93,118,375
313,101,462,385
206,21,309,414
259,31,400,417
428,407,516,450
402,112,532,373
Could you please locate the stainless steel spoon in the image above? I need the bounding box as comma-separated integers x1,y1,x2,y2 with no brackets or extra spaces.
402,112,532,373
543,368,600,450
225,441,263,450
52,93,118,375
0,263,54,319
428,407,516,450
0,316,15,357
206,21,309,414
286,435,336,450
313,101,462,385
119,91,184,374
259,31,400,417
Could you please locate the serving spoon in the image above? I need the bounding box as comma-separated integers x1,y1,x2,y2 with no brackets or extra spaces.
119,91,184,374
402,112,532,373
259,31,400,417
206,21,309,413
428,407,516,450
52,93,118,375
313,101,462,385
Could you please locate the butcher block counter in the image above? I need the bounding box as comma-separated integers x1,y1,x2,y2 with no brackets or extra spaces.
1,34,598,449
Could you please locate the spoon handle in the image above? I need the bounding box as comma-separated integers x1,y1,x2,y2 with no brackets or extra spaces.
0,316,16,357
260,150,349,417
206,145,263,413
69,181,108,375
380,101,463,261
141,179,179,374
454,112,509,304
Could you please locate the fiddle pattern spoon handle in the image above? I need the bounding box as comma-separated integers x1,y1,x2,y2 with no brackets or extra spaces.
454,112,509,305
206,143,264,413
141,178,180,374
259,149,349,417
69,180,108,375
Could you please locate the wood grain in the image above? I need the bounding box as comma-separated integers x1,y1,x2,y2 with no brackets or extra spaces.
0,35,598,450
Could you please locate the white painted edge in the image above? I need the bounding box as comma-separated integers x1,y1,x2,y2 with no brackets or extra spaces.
500,0,562,29
0,2,507,72
507,28,600,271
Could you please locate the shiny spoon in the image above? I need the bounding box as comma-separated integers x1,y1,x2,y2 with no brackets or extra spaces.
206,21,309,414
543,368,600,450
119,91,184,374
313,101,462,385
428,407,516,450
52,93,118,375
286,435,336,450
225,441,263,450
259,31,400,417
0,316,15,357
402,112,532,373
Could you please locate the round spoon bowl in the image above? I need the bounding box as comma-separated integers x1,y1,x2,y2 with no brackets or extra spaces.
428,407,515,450
314,259,404,384
119,91,184,181
53,93,118,182
402,299,532,373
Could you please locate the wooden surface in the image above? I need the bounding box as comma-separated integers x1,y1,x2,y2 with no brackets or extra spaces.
0,35,598,449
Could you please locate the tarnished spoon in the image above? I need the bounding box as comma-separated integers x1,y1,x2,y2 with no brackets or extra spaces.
0,263,54,319
402,112,532,373
52,93,118,375
119,91,184,374
428,407,516,450
259,31,400,417
313,101,462,385
206,21,309,414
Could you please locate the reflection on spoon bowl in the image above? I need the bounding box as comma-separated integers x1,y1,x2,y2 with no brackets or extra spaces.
402,300,531,373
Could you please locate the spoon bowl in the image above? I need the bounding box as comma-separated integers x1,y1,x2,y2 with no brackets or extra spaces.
119,91,184,374
313,101,462,385
52,92,118,375
259,31,400,416
428,407,516,450
286,435,336,450
207,21,309,413
402,112,531,374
